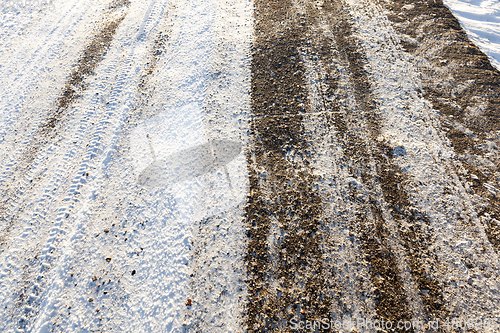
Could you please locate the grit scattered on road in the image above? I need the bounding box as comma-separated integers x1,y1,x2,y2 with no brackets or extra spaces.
1,0,500,332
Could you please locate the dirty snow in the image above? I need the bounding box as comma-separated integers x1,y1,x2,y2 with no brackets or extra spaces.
0,0,500,331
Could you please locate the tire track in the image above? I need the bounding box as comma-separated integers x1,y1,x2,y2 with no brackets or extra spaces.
246,0,448,328
269,0,453,327
24,0,182,327
132,0,178,125
0,0,101,137
384,0,500,257
245,0,333,330
31,0,184,328
0,2,131,331
0,1,128,247
309,2,415,323
345,0,500,322
303,0,438,325
300,42,380,323
0,0,108,242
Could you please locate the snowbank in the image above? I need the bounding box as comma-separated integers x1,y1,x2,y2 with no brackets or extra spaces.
444,0,500,69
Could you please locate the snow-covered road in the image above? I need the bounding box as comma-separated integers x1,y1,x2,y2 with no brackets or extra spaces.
1,0,252,331
1,0,500,332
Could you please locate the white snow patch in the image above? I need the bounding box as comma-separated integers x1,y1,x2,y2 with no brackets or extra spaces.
444,0,500,69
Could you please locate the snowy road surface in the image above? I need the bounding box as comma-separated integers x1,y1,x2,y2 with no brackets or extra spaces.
1,0,500,332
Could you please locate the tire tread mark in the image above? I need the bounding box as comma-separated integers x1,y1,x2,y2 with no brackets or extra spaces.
245,0,332,330
0,7,128,247
320,0,447,324
320,0,413,324
383,0,500,256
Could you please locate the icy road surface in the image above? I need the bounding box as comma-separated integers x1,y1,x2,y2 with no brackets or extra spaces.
1,0,500,332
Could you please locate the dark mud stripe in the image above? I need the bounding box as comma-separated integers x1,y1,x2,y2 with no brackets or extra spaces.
0,9,128,245
245,0,332,330
107,0,130,11
374,146,448,320
383,0,500,254
52,16,126,125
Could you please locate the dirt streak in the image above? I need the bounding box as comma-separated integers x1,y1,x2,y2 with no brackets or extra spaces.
55,18,125,112
298,7,374,320
245,0,332,330
383,0,500,255
30,1,129,155
374,146,448,321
